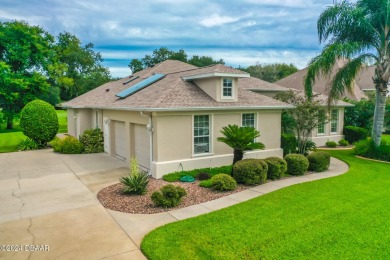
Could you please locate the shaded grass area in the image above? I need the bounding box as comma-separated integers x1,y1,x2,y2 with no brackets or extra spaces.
141,150,390,259
0,110,67,153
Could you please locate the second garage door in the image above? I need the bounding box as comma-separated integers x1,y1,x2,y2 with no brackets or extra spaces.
134,124,150,171
113,121,126,160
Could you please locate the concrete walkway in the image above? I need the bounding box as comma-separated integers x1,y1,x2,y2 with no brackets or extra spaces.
0,150,349,260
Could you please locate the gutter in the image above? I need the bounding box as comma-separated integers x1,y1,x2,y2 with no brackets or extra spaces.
140,111,153,176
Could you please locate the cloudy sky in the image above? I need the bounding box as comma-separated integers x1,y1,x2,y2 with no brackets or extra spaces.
1,0,337,77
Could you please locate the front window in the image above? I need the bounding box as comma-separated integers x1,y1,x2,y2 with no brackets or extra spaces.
222,78,233,97
331,109,338,133
194,115,210,154
242,113,255,128
317,110,325,134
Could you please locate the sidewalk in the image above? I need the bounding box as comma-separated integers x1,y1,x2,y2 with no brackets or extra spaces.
107,157,349,249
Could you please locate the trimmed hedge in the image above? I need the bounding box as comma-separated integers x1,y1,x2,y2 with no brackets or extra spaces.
264,157,287,180
162,165,232,182
281,133,297,156
58,136,84,154
343,126,369,144
284,154,309,176
199,179,212,188
325,141,337,148
211,174,237,191
232,159,268,185
338,139,349,146
20,100,59,146
151,184,187,208
307,151,330,172
354,139,390,162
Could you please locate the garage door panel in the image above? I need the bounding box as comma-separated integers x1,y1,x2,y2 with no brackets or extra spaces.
134,124,150,171
113,121,126,160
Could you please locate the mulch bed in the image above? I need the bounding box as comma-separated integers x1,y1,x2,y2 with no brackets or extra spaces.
97,178,248,214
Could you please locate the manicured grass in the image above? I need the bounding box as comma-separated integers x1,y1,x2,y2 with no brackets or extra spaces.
0,110,67,153
141,150,390,259
382,134,390,143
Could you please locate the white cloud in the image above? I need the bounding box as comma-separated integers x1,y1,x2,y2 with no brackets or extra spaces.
199,14,241,27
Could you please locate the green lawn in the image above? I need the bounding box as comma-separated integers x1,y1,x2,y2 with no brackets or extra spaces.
141,150,390,259
0,110,67,153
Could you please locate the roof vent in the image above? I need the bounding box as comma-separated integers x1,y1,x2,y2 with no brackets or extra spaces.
116,73,165,99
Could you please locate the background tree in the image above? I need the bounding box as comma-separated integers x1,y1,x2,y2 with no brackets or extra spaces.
0,21,58,129
304,0,389,146
128,47,224,73
239,63,298,82
217,124,265,166
275,90,328,154
55,32,111,100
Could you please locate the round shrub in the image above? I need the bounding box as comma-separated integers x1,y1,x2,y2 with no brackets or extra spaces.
284,154,309,176
20,100,59,146
151,184,187,208
196,172,211,180
232,159,268,185
343,126,369,144
338,139,349,146
325,141,337,148
79,128,104,153
60,136,84,154
307,151,331,172
211,174,237,191
265,157,287,180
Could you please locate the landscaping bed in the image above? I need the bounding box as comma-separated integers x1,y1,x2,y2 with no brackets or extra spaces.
97,179,248,214
97,172,314,214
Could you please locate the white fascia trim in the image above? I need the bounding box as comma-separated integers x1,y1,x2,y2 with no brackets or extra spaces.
182,72,250,81
62,105,295,111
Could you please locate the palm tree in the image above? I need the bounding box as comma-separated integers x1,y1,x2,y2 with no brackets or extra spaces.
217,124,265,165
304,0,389,146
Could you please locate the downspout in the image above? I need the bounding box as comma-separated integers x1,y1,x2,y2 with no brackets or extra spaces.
140,111,153,176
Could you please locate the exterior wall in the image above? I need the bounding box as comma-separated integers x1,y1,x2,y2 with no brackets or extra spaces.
67,108,92,138
194,78,218,101
152,109,283,178
310,108,345,146
194,77,238,102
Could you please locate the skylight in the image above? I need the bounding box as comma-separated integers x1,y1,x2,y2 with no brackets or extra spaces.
116,74,165,99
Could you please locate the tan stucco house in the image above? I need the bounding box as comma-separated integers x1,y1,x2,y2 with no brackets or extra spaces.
62,60,349,178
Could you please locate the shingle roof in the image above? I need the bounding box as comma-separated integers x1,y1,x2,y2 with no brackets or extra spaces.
275,59,369,100
62,60,293,111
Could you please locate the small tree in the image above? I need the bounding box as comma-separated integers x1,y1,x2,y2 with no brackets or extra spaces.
276,90,328,154
217,124,265,165
20,99,59,147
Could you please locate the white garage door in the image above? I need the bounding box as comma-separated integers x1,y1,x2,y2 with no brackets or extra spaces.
134,124,150,171
113,121,126,160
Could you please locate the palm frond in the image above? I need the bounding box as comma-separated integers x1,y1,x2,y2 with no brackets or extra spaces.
217,124,264,151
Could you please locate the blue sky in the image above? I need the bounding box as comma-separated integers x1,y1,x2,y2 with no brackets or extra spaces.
0,0,336,77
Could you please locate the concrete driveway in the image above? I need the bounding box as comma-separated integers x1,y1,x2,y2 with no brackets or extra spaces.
0,149,146,260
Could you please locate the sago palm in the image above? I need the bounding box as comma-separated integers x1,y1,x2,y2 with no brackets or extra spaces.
217,124,265,165
305,0,389,146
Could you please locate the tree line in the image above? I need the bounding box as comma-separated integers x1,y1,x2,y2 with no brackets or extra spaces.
0,21,112,129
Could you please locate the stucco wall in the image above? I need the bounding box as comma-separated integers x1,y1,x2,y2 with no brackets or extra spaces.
67,108,92,138
194,78,218,101
258,111,282,149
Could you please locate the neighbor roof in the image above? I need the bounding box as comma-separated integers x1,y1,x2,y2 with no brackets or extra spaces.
62,60,294,111
275,59,369,101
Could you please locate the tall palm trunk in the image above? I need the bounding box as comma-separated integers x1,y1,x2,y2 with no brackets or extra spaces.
372,88,387,146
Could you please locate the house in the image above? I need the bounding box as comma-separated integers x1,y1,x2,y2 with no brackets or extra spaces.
62,60,297,178
62,60,349,178
275,59,371,101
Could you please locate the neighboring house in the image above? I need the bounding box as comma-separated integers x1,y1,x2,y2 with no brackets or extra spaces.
62,60,294,178
275,59,370,100
240,78,353,146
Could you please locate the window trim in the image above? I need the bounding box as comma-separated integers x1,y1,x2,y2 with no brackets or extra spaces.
192,114,212,156
330,109,339,133
221,78,233,99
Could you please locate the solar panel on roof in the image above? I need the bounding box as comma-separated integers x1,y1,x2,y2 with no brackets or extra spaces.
116,73,165,99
